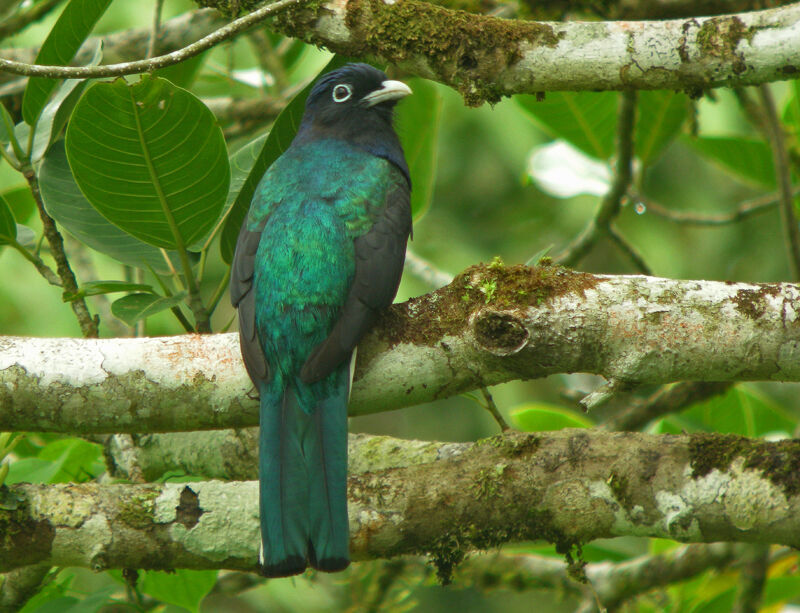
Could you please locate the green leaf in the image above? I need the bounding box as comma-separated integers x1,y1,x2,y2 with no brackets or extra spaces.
635,90,688,164
682,135,775,188
673,385,796,437
517,91,618,160
15,224,35,248
6,458,63,484
764,576,800,606
6,438,102,484
510,403,593,432
138,569,218,613
37,438,102,483
30,41,102,163
39,140,189,274
111,292,188,326
0,102,22,165
64,280,155,302
0,194,16,245
690,588,735,613
18,572,72,613
219,131,268,251
783,79,800,128
219,54,351,263
396,77,442,221
22,0,113,126
65,76,230,250
2,187,35,223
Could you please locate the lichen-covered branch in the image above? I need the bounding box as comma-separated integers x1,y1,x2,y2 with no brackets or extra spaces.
3,430,800,574
2,2,799,104
3,265,800,433
267,0,800,104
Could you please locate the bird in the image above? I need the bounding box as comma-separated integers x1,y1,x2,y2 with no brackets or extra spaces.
230,63,412,577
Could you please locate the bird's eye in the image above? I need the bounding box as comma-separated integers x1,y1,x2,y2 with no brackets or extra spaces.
332,84,353,103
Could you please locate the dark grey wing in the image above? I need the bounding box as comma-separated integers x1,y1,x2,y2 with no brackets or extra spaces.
300,177,411,383
231,221,270,385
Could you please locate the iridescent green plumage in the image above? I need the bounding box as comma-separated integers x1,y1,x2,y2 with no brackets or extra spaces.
231,64,412,577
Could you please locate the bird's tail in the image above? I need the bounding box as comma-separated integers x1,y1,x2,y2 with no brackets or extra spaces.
258,367,350,577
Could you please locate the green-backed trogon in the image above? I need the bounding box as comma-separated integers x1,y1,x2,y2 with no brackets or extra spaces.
231,63,412,577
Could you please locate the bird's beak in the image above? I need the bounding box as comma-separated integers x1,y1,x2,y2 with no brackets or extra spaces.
361,80,412,107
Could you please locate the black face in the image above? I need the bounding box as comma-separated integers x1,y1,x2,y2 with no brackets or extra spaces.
304,63,398,126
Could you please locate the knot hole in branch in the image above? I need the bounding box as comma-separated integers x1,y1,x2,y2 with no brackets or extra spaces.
471,310,529,355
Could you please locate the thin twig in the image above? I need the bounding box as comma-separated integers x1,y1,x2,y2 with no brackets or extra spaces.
0,0,304,79
556,91,638,267
607,225,651,275
25,170,98,338
8,240,61,287
758,84,800,280
480,386,510,431
146,0,165,60
207,265,231,317
633,190,784,225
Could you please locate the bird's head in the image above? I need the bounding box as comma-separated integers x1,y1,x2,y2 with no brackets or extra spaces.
300,63,412,133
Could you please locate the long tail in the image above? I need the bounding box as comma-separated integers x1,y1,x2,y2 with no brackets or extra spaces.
258,367,350,577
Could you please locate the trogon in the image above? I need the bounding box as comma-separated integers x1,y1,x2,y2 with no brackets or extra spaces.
231,63,412,577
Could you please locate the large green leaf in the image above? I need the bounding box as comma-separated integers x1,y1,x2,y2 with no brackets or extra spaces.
0,194,16,245
517,91,618,160
219,55,350,263
66,76,230,250
22,0,113,126
111,292,187,326
636,91,688,165
396,77,442,221
682,135,775,188
39,140,189,274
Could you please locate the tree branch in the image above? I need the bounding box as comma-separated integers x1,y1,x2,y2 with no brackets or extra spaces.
0,10,226,94
266,0,800,105
3,265,800,432
3,430,800,574
1,3,798,103
0,2,302,80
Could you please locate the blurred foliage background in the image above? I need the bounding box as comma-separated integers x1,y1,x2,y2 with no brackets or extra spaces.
1,0,800,611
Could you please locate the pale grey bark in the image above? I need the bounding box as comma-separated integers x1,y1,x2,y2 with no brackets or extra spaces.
2,430,798,574
1,269,799,433
267,0,800,104
0,3,798,101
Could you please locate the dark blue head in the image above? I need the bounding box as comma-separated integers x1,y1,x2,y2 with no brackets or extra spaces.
295,63,412,181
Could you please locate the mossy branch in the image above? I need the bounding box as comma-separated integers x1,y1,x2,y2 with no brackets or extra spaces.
3,265,800,433
3,430,800,576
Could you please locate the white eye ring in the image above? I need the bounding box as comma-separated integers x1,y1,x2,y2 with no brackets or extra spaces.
332,84,353,103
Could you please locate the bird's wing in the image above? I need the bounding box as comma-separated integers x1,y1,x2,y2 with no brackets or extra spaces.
231,216,270,384
300,171,411,383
